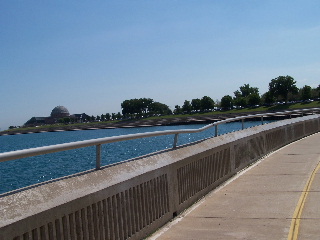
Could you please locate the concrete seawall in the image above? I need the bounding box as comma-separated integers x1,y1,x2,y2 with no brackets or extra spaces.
0,110,301,136
0,115,319,240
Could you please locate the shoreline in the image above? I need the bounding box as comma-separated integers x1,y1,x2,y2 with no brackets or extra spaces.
0,111,296,136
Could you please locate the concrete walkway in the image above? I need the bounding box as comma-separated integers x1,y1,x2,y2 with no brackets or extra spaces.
148,132,320,240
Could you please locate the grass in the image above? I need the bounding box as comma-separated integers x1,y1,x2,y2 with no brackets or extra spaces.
3,101,320,133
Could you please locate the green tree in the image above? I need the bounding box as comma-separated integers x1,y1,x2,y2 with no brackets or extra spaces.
234,84,259,107
182,100,192,114
200,96,215,111
268,76,298,103
149,102,172,115
139,98,153,114
105,113,111,121
262,91,275,105
121,98,154,118
174,105,182,114
191,98,201,112
220,95,233,110
247,93,261,106
239,84,259,97
116,112,122,120
233,97,246,108
300,85,312,101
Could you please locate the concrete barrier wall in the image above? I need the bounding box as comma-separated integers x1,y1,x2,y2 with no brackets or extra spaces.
1,115,319,240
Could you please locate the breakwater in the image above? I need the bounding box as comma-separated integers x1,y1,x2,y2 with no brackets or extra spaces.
0,111,297,136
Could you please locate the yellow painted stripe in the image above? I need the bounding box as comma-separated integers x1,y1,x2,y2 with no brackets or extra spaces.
288,161,320,240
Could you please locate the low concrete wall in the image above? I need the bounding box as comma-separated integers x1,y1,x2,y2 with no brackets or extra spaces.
1,115,319,240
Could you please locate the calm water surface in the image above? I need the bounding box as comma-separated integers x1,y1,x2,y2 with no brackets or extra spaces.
0,121,273,194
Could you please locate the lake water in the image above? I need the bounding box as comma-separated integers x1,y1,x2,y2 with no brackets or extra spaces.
0,121,273,194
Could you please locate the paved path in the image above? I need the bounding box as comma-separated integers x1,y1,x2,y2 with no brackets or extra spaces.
148,132,320,240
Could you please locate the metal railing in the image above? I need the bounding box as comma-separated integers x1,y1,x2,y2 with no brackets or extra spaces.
0,108,319,170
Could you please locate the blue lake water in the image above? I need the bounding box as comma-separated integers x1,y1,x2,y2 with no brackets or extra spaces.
0,121,273,194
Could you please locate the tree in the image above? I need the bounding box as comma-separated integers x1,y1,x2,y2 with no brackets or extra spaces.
268,76,298,103
220,95,233,110
247,93,261,106
116,112,122,120
139,98,153,114
239,84,259,97
191,98,201,112
149,102,172,115
121,98,155,118
174,105,182,114
182,100,192,114
234,84,259,108
262,91,275,105
300,85,312,101
233,97,246,108
105,113,111,121
200,96,215,111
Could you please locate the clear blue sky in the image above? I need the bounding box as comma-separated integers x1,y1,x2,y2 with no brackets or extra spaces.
1,1,319,130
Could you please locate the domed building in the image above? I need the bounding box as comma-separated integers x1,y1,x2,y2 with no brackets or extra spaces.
24,105,89,126
50,106,70,118
25,106,82,126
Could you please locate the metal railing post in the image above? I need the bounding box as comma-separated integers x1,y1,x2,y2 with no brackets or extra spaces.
261,116,264,125
173,134,179,148
241,119,244,130
96,144,101,170
215,125,218,137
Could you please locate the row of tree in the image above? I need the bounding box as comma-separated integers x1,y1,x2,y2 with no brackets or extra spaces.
173,96,215,114
64,75,320,123
218,76,320,110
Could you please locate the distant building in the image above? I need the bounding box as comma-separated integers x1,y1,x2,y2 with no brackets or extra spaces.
51,106,70,118
24,106,88,126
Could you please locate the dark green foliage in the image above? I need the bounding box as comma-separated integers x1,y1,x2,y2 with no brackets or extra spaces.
233,84,260,108
300,85,312,101
200,96,215,111
221,95,233,110
268,76,298,102
191,98,201,112
182,100,192,114
247,93,261,106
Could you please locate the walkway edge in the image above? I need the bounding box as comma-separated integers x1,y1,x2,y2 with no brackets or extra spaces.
287,154,320,240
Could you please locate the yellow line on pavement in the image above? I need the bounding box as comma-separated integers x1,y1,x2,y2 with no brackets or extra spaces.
288,160,320,240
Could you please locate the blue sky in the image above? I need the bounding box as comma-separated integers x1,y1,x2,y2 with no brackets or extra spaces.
1,1,320,130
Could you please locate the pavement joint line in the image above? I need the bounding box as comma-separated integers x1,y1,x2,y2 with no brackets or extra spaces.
287,157,320,240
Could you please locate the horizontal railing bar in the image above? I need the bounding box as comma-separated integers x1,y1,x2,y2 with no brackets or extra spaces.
0,108,319,163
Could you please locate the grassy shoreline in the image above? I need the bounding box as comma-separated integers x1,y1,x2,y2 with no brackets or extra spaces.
2,101,320,136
